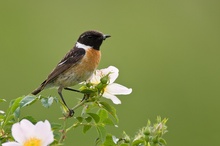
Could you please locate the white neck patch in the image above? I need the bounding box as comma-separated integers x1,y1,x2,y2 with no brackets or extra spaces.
76,42,92,50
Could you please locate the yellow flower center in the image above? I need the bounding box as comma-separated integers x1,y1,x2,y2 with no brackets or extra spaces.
23,137,42,146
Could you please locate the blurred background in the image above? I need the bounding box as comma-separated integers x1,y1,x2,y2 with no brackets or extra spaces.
1,0,220,145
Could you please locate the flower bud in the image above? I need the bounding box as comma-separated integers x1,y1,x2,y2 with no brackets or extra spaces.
100,74,109,84
144,127,151,135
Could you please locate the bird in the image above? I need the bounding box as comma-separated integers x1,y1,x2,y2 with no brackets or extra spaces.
31,30,111,116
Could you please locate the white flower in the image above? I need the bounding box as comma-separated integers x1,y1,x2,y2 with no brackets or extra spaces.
3,119,54,146
89,66,132,104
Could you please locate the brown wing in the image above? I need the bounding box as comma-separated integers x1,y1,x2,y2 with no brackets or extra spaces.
31,47,86,95
44,47,86,85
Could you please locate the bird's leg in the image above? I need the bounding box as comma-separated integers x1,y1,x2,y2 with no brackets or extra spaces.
64,87,88,102
81,94,89,102
64,87,81,93
64,87,90,110
58,87,74,117
72,94,89,111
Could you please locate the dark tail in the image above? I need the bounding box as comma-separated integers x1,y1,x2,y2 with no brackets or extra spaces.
31,80,47,95
32,87,42,95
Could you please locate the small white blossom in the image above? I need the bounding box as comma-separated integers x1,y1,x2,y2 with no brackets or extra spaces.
3,119,54,146
89,66,132,104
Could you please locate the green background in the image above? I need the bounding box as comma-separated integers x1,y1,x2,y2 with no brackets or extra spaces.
1,0,220,145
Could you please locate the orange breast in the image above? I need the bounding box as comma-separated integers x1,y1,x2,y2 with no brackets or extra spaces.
54,48,101,87
78,48,101,73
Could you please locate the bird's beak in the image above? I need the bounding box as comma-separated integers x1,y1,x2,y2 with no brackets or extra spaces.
103,34,111,40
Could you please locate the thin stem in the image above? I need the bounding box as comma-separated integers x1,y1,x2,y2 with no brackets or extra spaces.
72,99,87,111
58,119,67,144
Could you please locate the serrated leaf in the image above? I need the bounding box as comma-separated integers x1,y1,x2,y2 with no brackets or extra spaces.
85,116,92,123
41,97,54,108
87,113,100,123
20,95,37,107
83,124,92,133
99,102,118,122
96,125,106,143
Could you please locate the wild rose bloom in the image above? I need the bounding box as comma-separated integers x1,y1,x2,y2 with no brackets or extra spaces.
89,66,132,104
2,119,54,146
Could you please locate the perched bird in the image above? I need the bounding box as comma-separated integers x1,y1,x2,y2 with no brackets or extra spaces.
31,30,111,116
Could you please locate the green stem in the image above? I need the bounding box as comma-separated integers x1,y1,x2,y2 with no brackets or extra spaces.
58,119,67,144
71,99,87,111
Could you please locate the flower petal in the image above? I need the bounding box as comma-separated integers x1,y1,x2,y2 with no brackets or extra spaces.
89,70,102,84
34,120,54,145
12,119,35,144
2,142,21,146
89,66,119,84
103,92,121,104
104,66,119,84
106,83,132,95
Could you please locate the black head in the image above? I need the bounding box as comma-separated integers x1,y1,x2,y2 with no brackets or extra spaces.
77,30,111,50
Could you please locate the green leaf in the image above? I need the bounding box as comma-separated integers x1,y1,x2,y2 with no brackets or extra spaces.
120,144,130,146
48,97,54,105
79,86,97,94
96,125,107,143
98,109,116,126
98,109,108,122
100,74,110,84
20,95,37,107
0,115,5,122
85,116,92,123
103,118,115,126
76,116,83,123
158,138,167,145
51,123,62,130
132,139,145,146
99,102,118,122
14,106,20,118
0,110,5,115
102,134,117,146
41,97,54,108
9,96,23,113
122,131,130,143
4,114,14,124
0,98,6,103
152,135,158,143
83,124,92,133
87,113,100,123
53,132,61,142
